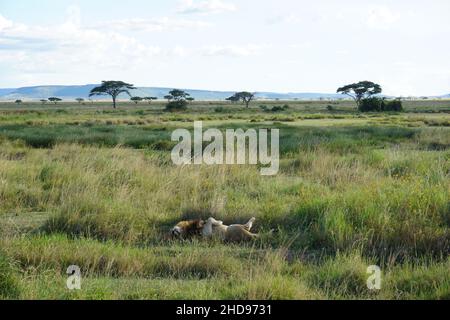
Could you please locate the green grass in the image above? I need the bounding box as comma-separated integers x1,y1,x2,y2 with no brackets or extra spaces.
0,101,449,300
0,123,425,152
0,250,21,299
0,124,173,149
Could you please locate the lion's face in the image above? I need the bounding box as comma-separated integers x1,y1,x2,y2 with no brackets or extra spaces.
170,219,205,239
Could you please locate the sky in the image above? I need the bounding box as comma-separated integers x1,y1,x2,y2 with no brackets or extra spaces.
0,0,449,96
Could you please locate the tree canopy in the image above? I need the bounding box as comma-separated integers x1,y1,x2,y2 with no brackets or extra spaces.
165,89,191,112
337,81,382,108
167,89,190,101
226,94,240,103
130,96,143,104
229,92,255,108
48,97,62,104
89,81,136,109
144,97,158,104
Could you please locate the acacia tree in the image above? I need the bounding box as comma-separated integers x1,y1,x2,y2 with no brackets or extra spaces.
89,81,136,109
168,89,190,101
76,98,85,104
15,100,22,105
233,92,255,108
226,94,240,104
40,99,47,105
337,81,382,109
48,97,62,105
144,97,158,104
130,96,143,104
165,89,190,112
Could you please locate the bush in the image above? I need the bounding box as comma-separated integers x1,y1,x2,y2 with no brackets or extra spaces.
359,98,404,112
359,97,383,112
271,106,285,112
214,107,225,113
165,100,188,112
383,99,403,112
260,105,289,113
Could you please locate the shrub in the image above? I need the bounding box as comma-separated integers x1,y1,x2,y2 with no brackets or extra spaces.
214,107,225,113
359,97,383,112
359,98,404,112
165,100,188,112
382,99,403,112
272,106,286,112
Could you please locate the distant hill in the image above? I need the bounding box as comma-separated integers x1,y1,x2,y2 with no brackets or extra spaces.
0,88,15,96
0,85,100,101
0,84,347,101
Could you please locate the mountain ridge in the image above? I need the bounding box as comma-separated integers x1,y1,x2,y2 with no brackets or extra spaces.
0,84,347,101
0,85,448,101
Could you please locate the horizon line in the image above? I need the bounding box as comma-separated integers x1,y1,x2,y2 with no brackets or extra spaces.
0,83,448,97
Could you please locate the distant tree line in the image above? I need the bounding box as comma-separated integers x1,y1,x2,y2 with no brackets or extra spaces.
87,81,196,112
19,79,402,113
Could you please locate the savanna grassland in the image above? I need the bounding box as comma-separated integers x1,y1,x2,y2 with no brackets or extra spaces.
0,100,449,300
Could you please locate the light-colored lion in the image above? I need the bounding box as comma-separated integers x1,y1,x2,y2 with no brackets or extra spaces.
202,217,258,242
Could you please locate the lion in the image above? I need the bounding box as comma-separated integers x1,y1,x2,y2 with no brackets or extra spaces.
202,217,258,242
170,219,205,239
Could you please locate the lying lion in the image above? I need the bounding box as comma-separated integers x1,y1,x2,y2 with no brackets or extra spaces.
170,217,258,242
202,217,258,242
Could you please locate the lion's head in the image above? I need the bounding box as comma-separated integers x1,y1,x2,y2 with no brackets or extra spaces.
170,219,205,239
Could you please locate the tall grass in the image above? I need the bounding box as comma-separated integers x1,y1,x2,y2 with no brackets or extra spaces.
0,250,20,299
0,106,449,299
2,138,446,258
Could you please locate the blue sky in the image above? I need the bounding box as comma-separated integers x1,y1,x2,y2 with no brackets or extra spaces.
0,0,449,95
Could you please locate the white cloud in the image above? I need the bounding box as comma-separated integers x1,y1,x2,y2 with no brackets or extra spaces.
200,44,268,57
266,14,301,25
177,0,236,15
289,42,313,50
1,2,449,95
65,5,81,28
94,17,211,32
0,7,250,84
0,14,14,32
0,10,169,75
366,6,400,30
0,14,28,34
